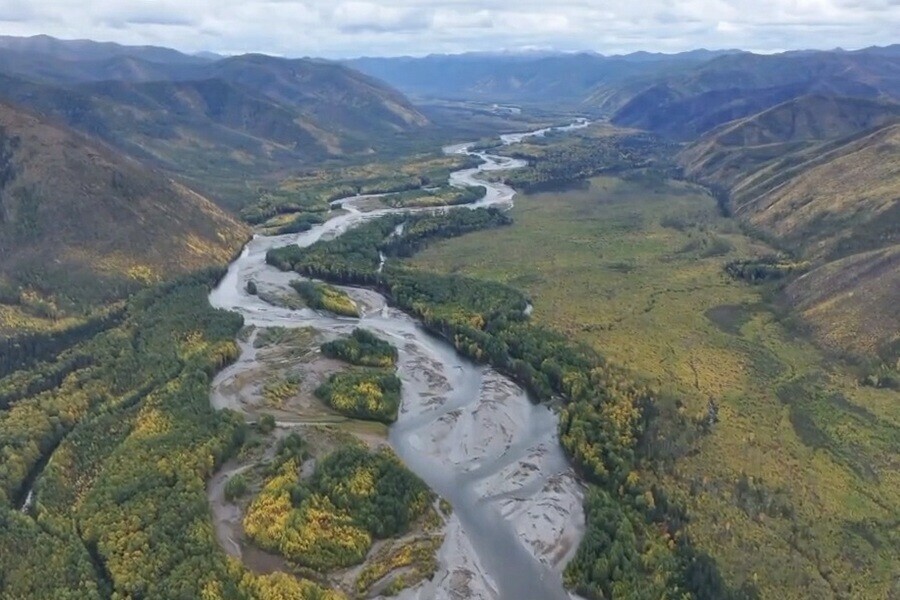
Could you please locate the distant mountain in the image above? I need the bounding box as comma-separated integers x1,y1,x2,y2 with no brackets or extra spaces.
0,48,185,84
0,38,430,206
0,102,249,307
611,50,900,139
679,95,900,357
679,95,900,178
0,34,208,65
345,50,741,106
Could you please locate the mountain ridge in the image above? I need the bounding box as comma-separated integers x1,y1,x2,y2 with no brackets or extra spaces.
0,48,431,207
679,96,900,358
0,100,249,310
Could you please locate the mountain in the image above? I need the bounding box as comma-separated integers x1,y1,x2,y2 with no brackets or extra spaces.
0,34,209,65
0,43,431,136
785,245,899,359
0,48,187,84
679,95,900,184
202,54,428,134
0,58,427,162
345,50,741,106
679,95,900,357
0,40,430,206
611,50,900,139
0,102,249,308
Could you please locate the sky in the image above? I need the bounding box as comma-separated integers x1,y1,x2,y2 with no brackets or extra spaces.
0,0,898,58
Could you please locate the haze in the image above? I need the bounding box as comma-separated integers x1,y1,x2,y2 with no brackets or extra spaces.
1,0,898,58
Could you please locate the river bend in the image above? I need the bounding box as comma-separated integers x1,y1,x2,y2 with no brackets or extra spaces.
209,120,588,600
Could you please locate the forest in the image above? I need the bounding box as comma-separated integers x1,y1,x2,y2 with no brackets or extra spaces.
500,129,677,192
0,270,345,599
290,281,360,317
243,444,431,571
321,328,398,367
240,154,481,224
266,210,752,600
267,207,512,285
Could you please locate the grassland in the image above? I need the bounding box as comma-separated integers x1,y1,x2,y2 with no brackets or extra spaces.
409,175,899,599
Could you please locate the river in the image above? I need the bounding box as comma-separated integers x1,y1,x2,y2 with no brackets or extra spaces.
208,120,589,599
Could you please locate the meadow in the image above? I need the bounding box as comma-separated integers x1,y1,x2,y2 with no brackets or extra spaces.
409,175,900,599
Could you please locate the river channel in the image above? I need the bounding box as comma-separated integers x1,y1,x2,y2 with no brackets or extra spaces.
208,120,589,599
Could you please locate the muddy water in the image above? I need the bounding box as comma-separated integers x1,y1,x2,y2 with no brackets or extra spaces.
209,122,588,600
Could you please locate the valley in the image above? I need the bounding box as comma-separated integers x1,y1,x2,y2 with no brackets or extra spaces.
0,32,897,600
206,125,587,599
410,169,899,598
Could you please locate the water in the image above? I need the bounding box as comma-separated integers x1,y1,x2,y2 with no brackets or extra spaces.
209,121,589,599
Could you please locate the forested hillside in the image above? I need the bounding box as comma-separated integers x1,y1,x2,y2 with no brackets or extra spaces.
0,37,431,205
0,271,345,599
0,102,248,323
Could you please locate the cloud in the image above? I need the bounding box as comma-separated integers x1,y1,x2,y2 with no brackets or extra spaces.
331,2,431,33
0,0,896,57
0,0,38,23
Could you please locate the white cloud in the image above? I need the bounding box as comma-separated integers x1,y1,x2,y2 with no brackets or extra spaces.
0,0,896,56
331,2,431,32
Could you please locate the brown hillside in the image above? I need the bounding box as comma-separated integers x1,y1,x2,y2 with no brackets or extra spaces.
0,102,249,308
784,245,900,357
679,98,900,357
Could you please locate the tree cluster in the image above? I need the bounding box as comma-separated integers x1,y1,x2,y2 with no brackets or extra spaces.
321,328,398,368
266,210,752,600
290,281,359,317
243,445,430,572
315,370,402,424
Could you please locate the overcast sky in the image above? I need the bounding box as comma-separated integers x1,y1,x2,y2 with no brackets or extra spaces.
0,0,898,58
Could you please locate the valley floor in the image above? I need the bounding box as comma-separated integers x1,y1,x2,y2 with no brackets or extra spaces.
409,175,900,599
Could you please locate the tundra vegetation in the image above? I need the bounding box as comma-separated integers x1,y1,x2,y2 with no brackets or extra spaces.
409,144,899,598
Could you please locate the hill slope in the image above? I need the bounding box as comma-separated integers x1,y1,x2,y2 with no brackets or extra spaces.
0,42,431,206
612,51,900,139
679,96,900,357
0,102,249,310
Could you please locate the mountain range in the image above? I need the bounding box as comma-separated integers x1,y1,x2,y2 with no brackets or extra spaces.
0,34,896,362
346,49,744,106
0,38,430,206
679,94,900,358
